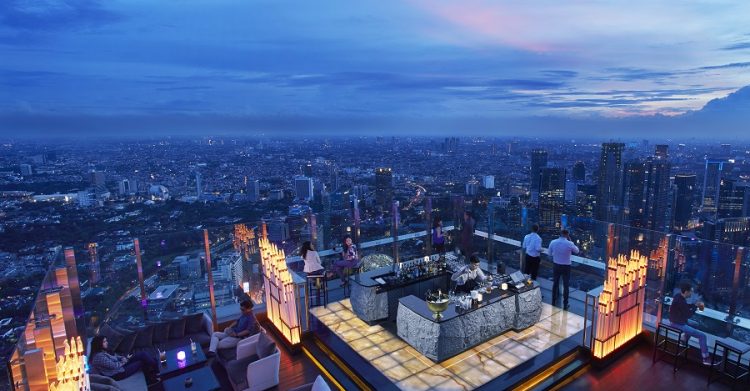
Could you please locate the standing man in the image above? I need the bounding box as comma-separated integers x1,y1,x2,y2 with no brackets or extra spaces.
460,211,475,258
548,229,579,310
522,224,542,280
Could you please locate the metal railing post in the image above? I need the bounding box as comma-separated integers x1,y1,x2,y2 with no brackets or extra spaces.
425,197,433,256
204,229,218,331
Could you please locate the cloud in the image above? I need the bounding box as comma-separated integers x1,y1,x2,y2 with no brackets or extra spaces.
721,42,750,50
0,0,122,32
699,62,750,70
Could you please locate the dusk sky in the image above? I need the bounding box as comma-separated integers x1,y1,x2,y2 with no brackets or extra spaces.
1,0,750,138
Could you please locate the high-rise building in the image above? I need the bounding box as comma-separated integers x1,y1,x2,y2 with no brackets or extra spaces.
267,218,290,242
294,176,314,202
655,144,669,159
482,175,495,189
375,168,393,207
89,170,105,190
644,156,671,232
465,180,479,196
303,162,313,177
596,142,625,222
247,179,260,201
721,143,732,158
576,183,598,218
538,167,566,230
530,149,548,192
572,161,586,182
701,159,727,217
673,174,696,231
195,172,203,198
717,178,750,219
623,161,646,228
118,179,137,196
20,163,33,176
442,137,459,154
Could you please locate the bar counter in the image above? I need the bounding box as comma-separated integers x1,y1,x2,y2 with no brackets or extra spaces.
397,285,542,362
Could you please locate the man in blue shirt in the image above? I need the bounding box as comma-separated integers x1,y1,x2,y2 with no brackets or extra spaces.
208,300,260,354
548,229,579,310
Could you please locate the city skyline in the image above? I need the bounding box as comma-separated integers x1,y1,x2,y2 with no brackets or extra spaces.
1,1,750,138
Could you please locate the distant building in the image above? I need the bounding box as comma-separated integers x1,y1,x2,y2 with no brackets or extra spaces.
572,161,585,182
623,160,646,228
267,218,290,242
295,176,314,202
465,180,479,196
701,159,728,217
303,162,313,177
173,255,201,279
89,170,106,190
596,142,625,222
482,175,495,189
538,167,566,230
149,185,170,201
269,189,284,200
530,149,548,193
672,174,696,231
20,164,32,176
655,144,669,159
717,178,750,219
644,154,671,232
118,179,137,196
247,179,260,201
375,168,393,207
195,172,203,199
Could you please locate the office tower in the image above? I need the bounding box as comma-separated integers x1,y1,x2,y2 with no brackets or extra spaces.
717,178,750,219
20,163,32,176
465,180,479,196
482,175,495,189
596,142,625,222
538,167,566,230
303,162,313,177
88,242,100,285
572,161,586,182
673,174,696,231
701,159,727,217
267,218,290,242
294,176,314,201
328,164,340,192
655,144,669,159
443,137,459,154
195,172,203,198
375,167,393,207
246,179,260,201
118,178,137,196
576,183,597,218
644,156,671,232
623,161,646,228
89,170,105,190
530,149,548,192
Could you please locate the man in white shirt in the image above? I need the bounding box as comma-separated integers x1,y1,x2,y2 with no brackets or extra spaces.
451,255,486,293
548,229,579,310
522,224,543,280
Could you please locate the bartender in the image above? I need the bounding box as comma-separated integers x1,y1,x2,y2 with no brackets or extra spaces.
451,255,486,293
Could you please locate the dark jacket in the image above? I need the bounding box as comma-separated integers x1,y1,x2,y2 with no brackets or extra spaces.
669,293,696,326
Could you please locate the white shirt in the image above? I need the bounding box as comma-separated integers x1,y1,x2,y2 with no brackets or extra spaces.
303,250,324,273
451,265,486,286
522,232,542,257
548,237,580,265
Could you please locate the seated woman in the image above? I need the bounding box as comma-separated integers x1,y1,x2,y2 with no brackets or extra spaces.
301,241,325,276
89,335,160,386
333,235,359,284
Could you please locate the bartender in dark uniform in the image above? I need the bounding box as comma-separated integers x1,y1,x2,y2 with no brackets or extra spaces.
451,255,486,293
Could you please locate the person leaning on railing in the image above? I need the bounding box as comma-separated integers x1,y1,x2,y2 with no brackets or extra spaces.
208,300,260,355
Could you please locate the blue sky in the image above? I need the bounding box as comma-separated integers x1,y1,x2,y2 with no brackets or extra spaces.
1,0,749,137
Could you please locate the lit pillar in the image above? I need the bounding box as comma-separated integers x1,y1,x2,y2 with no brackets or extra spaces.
204,229,218,331
62,248,84,337
392,200,400,265
606,223,615,262
425,197,433,255
727,246,745,335
487,201,495,265
352,197,361,246
654,234,674,326
133,239,148,319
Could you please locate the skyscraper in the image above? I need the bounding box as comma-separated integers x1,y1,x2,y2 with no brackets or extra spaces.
118,179,137,196
701,159,727,217
303,162,313,177
20,163,33,176
717,178,750,219
673,174,696,231
655,144,669,159
623,160,646,228
572,161,586,182
596,142,625,222
294,176,314,202
247,179,260,201
375,167,393,207
721,143,731,158
644,155,671,232
89,170,105,190
538,167,566,230
195,172,203,198
530,149,548,193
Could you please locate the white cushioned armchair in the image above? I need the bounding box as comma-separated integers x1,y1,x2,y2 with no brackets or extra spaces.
226,330,280,391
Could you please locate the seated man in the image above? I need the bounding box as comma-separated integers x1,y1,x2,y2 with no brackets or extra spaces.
451,255,486,293
209,300,260,355
668,281,718,366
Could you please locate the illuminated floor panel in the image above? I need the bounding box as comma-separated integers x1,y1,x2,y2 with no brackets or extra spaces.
311,299,587,391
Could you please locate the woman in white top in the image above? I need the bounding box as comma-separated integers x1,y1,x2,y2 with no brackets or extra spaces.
301,241,325,275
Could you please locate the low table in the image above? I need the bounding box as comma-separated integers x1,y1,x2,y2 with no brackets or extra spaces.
159,345,207,379
162,366,220,391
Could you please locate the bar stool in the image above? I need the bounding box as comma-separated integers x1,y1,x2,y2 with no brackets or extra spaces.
708,337,750,388
342,266,361,298
653,322,690,372
306,272,328,308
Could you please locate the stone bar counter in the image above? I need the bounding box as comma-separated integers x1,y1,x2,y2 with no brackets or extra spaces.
397,284,542,362
350,264,449,324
